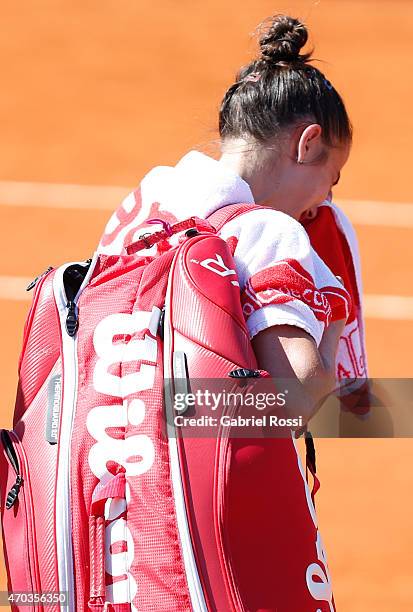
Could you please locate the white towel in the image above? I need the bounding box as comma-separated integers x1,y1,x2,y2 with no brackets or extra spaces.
98,150,367,410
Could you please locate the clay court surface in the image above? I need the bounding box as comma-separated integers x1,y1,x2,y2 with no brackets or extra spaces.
0,1,412,609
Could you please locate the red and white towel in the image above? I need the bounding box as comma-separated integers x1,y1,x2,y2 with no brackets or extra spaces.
98,150,368,410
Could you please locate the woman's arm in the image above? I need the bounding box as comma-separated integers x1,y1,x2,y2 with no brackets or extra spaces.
251,319,346,425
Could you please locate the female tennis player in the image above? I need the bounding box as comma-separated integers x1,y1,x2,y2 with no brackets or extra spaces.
101,13,354,421
98,13,359,611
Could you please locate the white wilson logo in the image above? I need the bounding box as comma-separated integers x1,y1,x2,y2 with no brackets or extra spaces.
306,530,334,611
87,310,158,609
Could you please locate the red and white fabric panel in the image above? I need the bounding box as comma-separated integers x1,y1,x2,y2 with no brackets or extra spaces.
0,270,63,611
170,233,337,611
70,251,192,611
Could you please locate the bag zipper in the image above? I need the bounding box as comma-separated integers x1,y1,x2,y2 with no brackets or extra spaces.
214,398,246,612
19,267,55,371
1,429,42,607
53,254,98,611
26,266,54,292
163,252,208,612
214,372,269,612
1,429,23,509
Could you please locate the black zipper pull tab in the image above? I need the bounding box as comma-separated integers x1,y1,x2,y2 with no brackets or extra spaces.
66,301,78,337
6,475,22,509
1,430,23,509
26,266,53,291
228,368,261,379
158,307,165,341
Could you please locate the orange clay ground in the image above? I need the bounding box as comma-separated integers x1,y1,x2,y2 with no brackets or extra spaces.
0,1,412,610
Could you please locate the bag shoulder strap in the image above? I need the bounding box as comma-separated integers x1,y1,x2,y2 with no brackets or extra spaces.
207,202,265,232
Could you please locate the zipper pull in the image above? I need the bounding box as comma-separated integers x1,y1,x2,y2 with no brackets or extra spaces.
66,301,78,337
26,266,53,291
1,430,23,509
158,306,165,340
6,475,22,509
228,368,261,378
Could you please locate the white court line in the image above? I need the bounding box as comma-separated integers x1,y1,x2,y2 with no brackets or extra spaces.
336,199,413,228
0,276,33,301
0,180,413,227
0,275,412,320
0,180,129,211
363,294,413,321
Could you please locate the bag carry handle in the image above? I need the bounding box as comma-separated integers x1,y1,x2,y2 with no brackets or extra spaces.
125,216,215,254
126,203,263,254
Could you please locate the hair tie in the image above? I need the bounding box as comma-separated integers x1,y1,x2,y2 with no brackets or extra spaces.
243,71,262,83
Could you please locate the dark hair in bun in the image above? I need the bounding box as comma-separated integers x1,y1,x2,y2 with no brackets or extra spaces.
259,15,310,64
219,14,352,146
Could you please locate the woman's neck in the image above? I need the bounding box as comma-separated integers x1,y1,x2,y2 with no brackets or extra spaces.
218,140,286,209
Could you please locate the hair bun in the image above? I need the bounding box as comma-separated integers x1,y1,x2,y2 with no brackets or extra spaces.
259,15,310,64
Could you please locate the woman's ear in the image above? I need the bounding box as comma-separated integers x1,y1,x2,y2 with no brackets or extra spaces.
296,124,323,164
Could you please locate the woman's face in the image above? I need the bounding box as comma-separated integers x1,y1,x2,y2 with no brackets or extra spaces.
295,142,350,222
255,126,351,221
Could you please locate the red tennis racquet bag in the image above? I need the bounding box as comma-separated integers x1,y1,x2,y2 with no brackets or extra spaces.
0,206,335,611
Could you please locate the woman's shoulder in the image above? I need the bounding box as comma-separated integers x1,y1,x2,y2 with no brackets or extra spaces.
218,204,311,250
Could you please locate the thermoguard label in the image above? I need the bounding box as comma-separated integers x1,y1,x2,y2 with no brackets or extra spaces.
46,374,62,444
